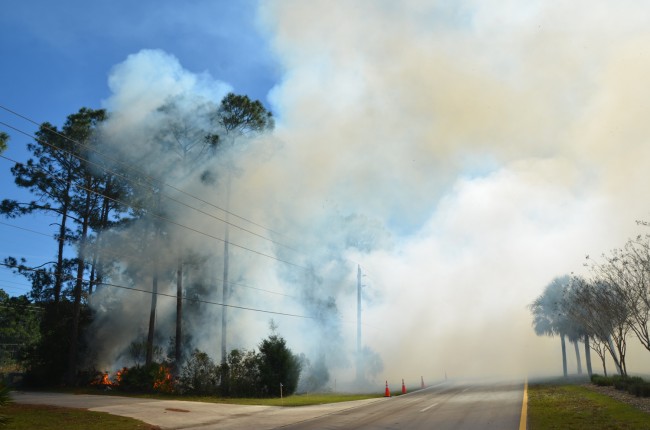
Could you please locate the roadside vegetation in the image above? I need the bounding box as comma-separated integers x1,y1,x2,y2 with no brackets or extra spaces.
528,383,650,429
1,403,157,430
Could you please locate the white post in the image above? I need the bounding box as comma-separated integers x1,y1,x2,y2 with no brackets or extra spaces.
280,383,283,405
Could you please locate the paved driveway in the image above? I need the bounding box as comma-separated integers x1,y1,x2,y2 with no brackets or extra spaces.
11,391,384,429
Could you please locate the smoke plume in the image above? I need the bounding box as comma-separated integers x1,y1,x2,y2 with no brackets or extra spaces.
89,1,650,386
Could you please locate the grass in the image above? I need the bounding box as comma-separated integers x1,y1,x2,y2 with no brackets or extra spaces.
16,386,383,407
1,403,158,430
195,393,383,407
528,383,650,429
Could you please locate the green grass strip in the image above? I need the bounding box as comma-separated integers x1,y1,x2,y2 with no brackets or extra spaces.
528,384,650,429
2,403,156,430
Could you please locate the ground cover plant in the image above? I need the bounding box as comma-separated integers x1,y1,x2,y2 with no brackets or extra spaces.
528,383,650,429
1,403,157,430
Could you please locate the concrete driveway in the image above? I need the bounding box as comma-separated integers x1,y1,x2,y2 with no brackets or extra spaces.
11,391,384,429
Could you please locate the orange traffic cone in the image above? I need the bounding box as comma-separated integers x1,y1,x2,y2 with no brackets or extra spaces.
421,376,425,389
402,379,407,394
384,381,391,397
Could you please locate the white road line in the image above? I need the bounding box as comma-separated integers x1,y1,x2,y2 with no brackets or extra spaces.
420,402,438,412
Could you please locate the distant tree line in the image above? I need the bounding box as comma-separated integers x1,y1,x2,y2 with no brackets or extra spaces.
530,232,650,377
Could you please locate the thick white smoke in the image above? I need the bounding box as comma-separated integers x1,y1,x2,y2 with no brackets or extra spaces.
89,1,650,386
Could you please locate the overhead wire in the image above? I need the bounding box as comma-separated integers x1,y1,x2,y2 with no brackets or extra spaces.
0,120,300,256
0,244,379,329
0,107,379,328
0,218,303,300
0,151,307,270
0,104,295,244
0,261,313,320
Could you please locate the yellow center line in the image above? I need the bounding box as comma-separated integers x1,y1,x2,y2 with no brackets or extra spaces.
519,378,528,430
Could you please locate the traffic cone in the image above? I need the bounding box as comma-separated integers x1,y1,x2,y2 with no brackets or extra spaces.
384,380,391,397
421,376,425,389
402,379,407,394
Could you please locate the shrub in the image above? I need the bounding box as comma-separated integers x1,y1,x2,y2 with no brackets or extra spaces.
591,374,613,386
627,381,650,397
118,362,167,393
0,382,11,426
258,334,302,397
224,348,261,398
612,375,644,391
178,350,218,395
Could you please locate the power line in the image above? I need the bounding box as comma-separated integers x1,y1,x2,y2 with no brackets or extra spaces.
0,261,311,319
0,104,295,244
0,151,307,270
0,261,378,329
0,120,298,255
0,220,55,238
0,219,303,300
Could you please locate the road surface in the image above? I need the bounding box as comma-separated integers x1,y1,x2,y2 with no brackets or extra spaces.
282,381,526,430
12,380,526,429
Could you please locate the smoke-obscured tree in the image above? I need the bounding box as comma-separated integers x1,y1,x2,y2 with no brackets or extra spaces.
258,333,302,397
0,108,132,384
594,236,650,356
297,354,330,393
178,349,219,395
206,93,274,387
567,277,628,375
222,348,261,397
529,276,573,377
359,346,384,383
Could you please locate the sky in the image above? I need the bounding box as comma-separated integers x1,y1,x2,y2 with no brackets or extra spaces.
3,0,650,385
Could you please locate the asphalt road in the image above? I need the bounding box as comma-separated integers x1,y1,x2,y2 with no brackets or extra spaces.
281,381,526,430
11,380,526,429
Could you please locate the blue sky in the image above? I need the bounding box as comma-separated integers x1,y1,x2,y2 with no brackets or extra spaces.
0,0,279,296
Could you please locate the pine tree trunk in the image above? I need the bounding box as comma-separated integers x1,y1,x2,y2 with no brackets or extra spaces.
146,193,161,366
65,188,92,385
175,257,183,367
146,255,158,366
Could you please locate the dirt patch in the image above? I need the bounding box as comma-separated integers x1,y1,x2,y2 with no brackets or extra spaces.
164,407,190,413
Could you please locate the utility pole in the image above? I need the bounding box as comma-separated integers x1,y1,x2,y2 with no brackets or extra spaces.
356,264,362,382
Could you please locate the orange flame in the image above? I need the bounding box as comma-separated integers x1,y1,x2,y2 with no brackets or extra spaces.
91,372,114,386
153,365,174,393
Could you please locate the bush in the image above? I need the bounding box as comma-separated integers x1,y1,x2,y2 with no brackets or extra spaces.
118,362,171,393
258,334,302,397
0,382,11,426
178,350,218,395
628,382,650,398
612,375,644,391
591,374,613,386
224,348,261,398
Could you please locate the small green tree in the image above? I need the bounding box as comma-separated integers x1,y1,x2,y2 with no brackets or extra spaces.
225,348,260,397
258,334,302,397
0,289,41,371
178,349,218,395
0,381,11,426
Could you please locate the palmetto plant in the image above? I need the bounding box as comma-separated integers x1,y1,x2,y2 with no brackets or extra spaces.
0,382,11,426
